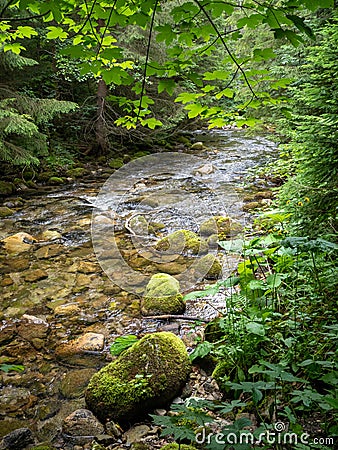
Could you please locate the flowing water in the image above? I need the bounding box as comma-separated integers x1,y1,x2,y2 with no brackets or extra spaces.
0,130,277,444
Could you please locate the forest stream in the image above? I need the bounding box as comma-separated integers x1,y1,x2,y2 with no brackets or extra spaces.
0,130,277,447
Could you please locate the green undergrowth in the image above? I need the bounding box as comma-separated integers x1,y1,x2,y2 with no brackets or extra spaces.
151,212,338,449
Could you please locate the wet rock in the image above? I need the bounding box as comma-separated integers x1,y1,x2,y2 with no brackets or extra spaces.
190,141,204,150
0,206,14,218
0,427,34,450
243,201,261,211
156,229,208,255
200,216,242,240
60,369,96,399
127,215,149,236
195,163,214,175
1,276,13,286
0,387,37,415
40,230,62,241
75,273,91,287
124,425,150,445
56,332,105,365
85,332,191,423
35,244,63,259
4,256,30,272
78,261,100,274
54,303,81,316
194,254,222,280
0,322,17,345
141,273,185,316
62,409,105,444
154,261,187,275
24,269,48,282
17,315,49,341
2,232,36,254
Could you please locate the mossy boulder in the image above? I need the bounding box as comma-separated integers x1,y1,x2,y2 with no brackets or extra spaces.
156,230,208,255
128,215,150,236
66,167,88,178
48,177,64,185
200,216,242,240
194,254,222,280
85,332,191,423
0,206,15,217
109,158,124,169
0,181,15,195
141,273,185,315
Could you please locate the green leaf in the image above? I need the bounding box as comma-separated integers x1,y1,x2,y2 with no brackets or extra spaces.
237,14,264,29
46,26,68,40
218,239,244,253
252,388,263,404
286,14,315,39
175,92,205,104
303,0,334,10
3,43,25,54
247,279,265,290
184,103,207,118
210,2,234,18
215,88,234,99
155,24,176,45
0,363,25,373
253,48,276,61
109,335,138,356
16,26,38,38
100,47,124,60
140,118,163,129
204,70,230,81
190,341,214,361
266,274,282,288
158,79,176,96
245,322,265,336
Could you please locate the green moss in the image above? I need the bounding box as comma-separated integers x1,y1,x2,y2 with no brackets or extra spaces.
212,360,233,391
48,176,64,185
29,445,56,450
142,293,185,315
145,273,180,297
109,158,124,169
0,181,14,195
156,230,208,255
200,216,242,240
66,167,87,178
194,254,222,280
85,332,191,423
0,206,15,217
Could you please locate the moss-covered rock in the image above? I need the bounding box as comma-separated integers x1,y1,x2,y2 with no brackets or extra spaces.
85,332,191,423
156,230,208,255
194,254,222,280
48,177,64,185
128,215,150,236
212,360,233,391
0,206,15,217
109,158,124,169
200,216,242,240
141,273,185,315
0,181,15,195
66,167,88,178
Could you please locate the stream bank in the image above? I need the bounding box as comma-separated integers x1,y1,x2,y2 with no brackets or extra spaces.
0,130,278,449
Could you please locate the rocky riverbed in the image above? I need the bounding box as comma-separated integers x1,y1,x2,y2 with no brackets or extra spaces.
0,130,277,449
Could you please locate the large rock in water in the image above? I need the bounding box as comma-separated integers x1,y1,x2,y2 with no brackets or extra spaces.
141,273,185,315
85,332,191,423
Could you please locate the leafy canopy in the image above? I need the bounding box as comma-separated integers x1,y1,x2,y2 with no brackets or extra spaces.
0,0,334,129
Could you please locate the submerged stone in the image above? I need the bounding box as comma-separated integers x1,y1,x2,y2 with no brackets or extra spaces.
200,216,242,240
85,332,191,423
194,254,222,280
0,207,15,218
156,229,208,255
2,232,36,254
